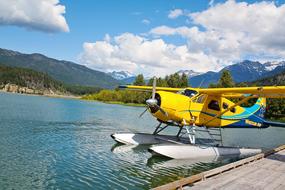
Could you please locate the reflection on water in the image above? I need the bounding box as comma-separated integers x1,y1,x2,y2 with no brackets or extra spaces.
0,92,285,189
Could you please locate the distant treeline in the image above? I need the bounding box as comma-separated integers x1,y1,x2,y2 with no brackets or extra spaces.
133,73,188,88
83,90,150,104
84,70,285,121
64,85,101,95
82,73,188,104
0,65,101,95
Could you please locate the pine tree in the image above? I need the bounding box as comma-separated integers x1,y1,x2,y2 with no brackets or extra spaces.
181,73,188,87
147,77,168,87
157,77,168,87
167,73,180,87
133,74,145,86
147,77,153,86
218,70,235,88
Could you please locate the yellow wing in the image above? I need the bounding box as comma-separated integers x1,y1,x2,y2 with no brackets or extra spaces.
119,85,285,98
198,86,285,98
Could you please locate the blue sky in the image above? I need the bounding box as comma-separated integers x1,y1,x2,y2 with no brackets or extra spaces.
0,0,285,76
0,0,209,60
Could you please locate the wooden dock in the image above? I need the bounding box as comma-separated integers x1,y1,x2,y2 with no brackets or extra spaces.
153,145,285,190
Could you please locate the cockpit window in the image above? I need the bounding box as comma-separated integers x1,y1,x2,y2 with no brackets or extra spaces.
178,89,198,98
193,94,207,103
208,100,220,111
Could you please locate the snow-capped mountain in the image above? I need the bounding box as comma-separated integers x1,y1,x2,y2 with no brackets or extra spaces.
107,71,134,80
189,60,285,87
263,61,285,71
176,70,202,78
107,61,285,86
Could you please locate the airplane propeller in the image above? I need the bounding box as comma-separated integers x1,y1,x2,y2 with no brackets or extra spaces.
139,77,168,118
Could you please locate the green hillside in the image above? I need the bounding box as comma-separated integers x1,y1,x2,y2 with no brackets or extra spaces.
0,65,101,95
0,65,66,93
0,48,120,89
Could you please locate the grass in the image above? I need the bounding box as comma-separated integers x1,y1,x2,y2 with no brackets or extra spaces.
81,99,145,107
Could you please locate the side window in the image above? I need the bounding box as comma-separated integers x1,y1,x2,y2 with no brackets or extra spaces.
223,102,229,109
223,102,236,113
230,107,236,113
208,100,220,111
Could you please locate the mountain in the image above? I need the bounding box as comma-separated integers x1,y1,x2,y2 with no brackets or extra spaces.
107,71,134,80
0,48,120,88
189,60,285,87
263,61,285,77
120,76,137,84
108,71,141,84
176,70,202,78
249,69,285,86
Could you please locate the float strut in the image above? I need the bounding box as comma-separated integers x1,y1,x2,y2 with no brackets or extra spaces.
176,126,183,138
184,119,196,144
153,122,169,135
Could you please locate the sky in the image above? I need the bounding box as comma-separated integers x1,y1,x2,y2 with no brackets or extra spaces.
0,0,285,77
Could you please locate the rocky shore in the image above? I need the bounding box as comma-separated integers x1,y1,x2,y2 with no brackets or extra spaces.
0,83,79,99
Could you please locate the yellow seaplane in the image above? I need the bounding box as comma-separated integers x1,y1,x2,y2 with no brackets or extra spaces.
111,78,285,159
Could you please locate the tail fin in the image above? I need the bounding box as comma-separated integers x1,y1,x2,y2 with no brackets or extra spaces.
253,97,266,119
261,97,266,108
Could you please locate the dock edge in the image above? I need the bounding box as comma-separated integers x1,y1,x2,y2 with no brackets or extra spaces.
152,144,285,190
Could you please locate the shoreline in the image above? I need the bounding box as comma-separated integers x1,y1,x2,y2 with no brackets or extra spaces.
81,99,145,107
0,90,81,100
0,90,144,107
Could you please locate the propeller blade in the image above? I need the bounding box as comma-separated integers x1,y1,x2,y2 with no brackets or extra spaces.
139,107,149,118
158,107,168,117
153,104,168,117
152,77,157,99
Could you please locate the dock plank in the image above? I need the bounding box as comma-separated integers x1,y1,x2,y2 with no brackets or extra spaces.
190,149,285,190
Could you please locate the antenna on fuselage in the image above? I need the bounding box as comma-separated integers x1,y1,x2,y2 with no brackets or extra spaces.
152,77,157,99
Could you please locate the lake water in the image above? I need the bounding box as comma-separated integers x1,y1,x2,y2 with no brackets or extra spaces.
1,92,285,190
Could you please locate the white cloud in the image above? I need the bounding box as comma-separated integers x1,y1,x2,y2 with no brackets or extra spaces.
152,1,285,65
168,9,183,19
150,25,195,37
0,0,69,33
79,33,220,76
80,0,285,77
142,19,150,25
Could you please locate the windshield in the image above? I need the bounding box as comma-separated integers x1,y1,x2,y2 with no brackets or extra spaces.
178,89,198,98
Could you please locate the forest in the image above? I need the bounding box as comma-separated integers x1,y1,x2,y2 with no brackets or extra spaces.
0,65,101,95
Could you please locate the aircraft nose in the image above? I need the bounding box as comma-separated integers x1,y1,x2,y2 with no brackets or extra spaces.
146,98,158,106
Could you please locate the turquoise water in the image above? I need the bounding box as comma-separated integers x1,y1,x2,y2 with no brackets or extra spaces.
1,92,285,190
